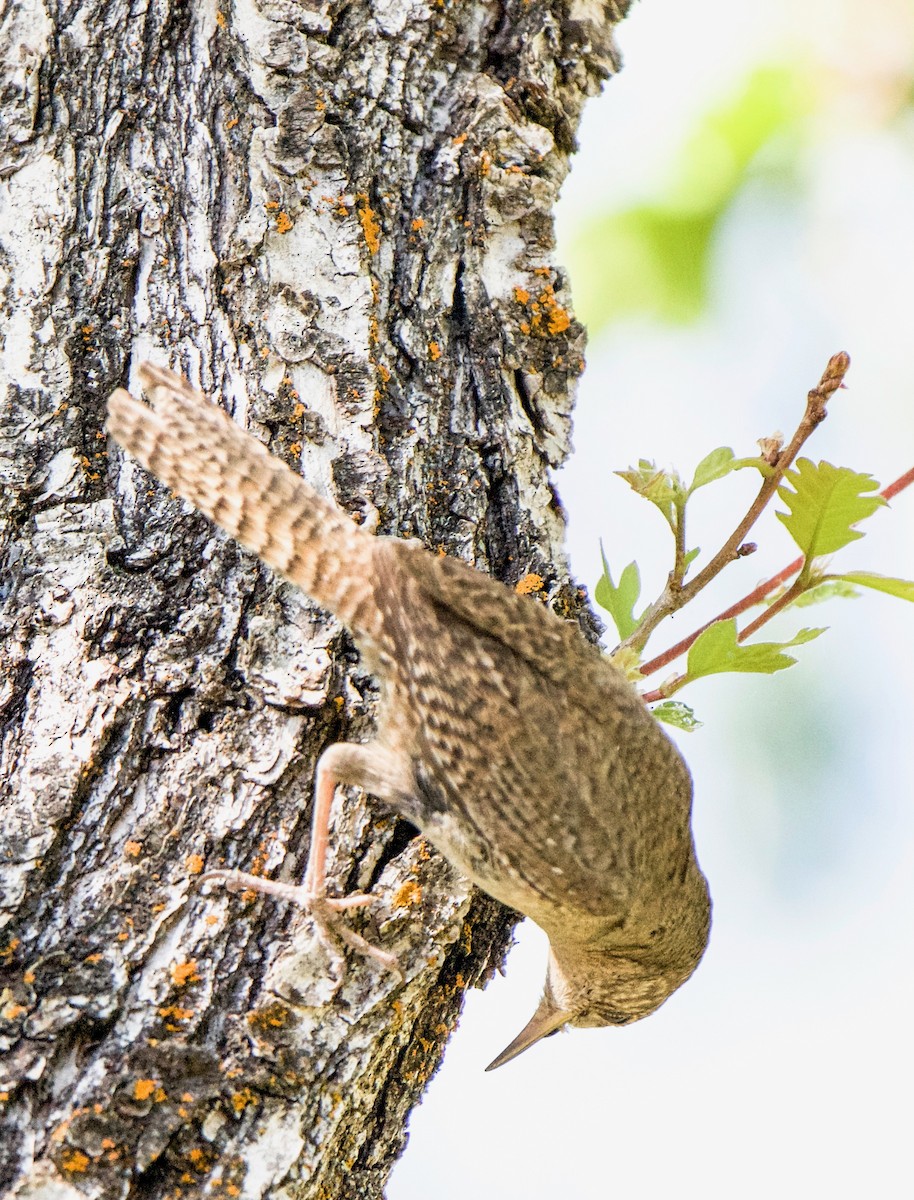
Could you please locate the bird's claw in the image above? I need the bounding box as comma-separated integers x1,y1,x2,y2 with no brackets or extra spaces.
199,869,401,978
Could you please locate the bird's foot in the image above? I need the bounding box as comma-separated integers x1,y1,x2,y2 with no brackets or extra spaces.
200,869,402,978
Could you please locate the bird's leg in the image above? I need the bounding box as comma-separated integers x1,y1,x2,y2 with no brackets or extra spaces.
202,743,413,976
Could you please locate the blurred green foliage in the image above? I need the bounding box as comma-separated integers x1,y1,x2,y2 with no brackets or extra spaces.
568,65,814,330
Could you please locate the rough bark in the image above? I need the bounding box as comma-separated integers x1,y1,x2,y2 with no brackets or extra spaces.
0,0,628,1195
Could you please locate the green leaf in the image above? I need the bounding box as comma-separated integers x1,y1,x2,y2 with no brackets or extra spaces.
688,447,773,495
651,701,703,732
776,459,885,559
789,579,861,606
732,456,776,478
616,460,686,527
683,547,701,571
686,618,825,681
594,553,642,641
689,447,738,493
837,571,914,602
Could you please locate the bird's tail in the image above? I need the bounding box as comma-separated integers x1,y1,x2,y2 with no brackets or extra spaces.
107,362,382,644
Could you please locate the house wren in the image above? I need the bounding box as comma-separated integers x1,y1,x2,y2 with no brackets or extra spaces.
107,363,711,1070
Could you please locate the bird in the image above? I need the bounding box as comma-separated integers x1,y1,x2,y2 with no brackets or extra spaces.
106,361,711,1070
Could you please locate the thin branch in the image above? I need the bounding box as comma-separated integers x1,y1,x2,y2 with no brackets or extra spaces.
620,352,849,654
672,501,687,586
734,575,807,641
881,465,914,502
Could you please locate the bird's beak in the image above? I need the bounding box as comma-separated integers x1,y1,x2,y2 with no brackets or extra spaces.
484,993,572,1071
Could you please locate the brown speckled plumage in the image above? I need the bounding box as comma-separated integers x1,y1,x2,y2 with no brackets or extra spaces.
107,362,711,1069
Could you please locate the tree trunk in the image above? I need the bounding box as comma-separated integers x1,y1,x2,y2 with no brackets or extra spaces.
0,1,627,1194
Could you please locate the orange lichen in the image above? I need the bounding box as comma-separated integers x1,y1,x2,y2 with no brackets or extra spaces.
428,341,441,361
3,1002,26,1020
411,217,425,231
265,200,279,211
512,280,571,337
62,1150,90,1173
185,854,204,875
540,289,570,334
230,1088,257,1113
356,193,381,254
515,573,544,596
125,840,142,858
248,1002,292,1031
158,1005,194,1026
393,881,421,909
275,211,293,233
23,969,35,984
133,1079,157,1102
171,960,201,987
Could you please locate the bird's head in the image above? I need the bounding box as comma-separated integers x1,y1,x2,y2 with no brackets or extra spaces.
485,942,703,1071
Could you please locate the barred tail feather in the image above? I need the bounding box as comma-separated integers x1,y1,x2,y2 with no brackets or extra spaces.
107,363,380,641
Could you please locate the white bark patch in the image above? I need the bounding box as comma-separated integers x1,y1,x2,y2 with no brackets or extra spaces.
241,1107,307,1198
0,152,73,385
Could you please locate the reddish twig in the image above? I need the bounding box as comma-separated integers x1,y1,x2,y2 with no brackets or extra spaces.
881,465,914,502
